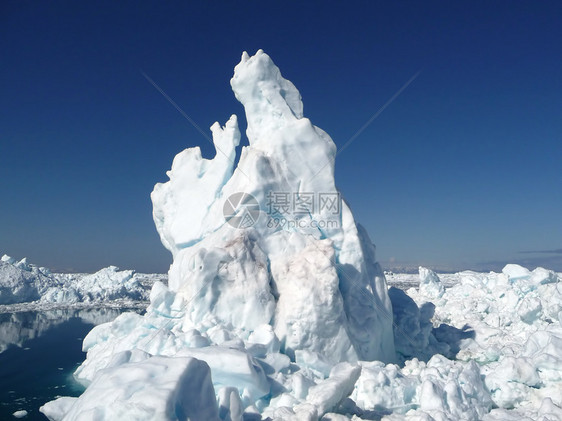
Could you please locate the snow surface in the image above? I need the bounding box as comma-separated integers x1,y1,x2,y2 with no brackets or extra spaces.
38,50,562,420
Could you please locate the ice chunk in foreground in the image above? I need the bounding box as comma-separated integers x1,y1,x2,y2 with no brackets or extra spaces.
41,356,219,421
352,356,493,419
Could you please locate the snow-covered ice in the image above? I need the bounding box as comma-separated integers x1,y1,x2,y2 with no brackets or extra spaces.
0,254,54,304
41,356,220,421
0,254,155,310
150,49,394,363
400,265,562,420
36,50,562,420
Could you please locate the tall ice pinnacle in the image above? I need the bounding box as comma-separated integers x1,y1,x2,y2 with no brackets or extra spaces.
150,50,395,363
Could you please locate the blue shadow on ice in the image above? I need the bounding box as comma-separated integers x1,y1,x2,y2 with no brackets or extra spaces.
388,287,475,363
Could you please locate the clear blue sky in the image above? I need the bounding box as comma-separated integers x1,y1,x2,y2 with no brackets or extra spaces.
1,1,561,273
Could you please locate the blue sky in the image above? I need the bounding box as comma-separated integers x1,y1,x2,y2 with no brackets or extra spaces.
1,1,561,272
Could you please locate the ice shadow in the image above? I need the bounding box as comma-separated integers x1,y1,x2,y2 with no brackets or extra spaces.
432,322,475,357
388,287,475,363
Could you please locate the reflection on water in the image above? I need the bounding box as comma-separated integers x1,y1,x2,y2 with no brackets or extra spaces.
0,307,143,420
0,308,126,354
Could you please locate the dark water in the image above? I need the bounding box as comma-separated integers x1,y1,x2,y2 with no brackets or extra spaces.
0,308,141,420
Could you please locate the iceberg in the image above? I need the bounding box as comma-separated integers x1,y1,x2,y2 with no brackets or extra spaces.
43,50,395,420
0,254,55,304
40,50,562,420
151,50,395,363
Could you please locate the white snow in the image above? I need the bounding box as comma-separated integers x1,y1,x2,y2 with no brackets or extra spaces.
36,50,562,420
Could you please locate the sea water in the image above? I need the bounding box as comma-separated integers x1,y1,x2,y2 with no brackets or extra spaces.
0,308,143,420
